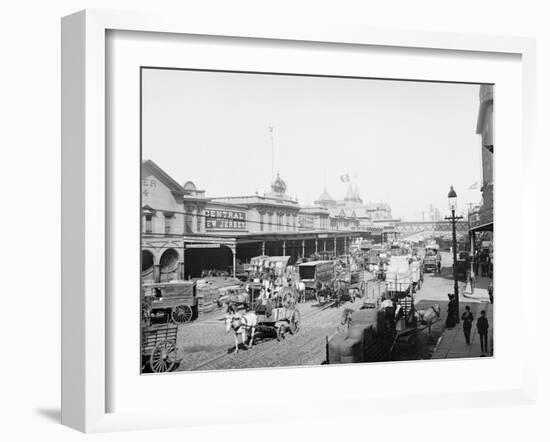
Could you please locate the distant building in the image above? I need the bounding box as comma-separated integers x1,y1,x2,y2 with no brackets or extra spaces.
210,173,300,234
313,184,396,240
428,204,442,222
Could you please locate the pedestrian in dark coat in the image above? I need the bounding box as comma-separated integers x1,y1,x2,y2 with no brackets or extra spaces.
445,293,456,328
461,306,474,344
477,310,490,353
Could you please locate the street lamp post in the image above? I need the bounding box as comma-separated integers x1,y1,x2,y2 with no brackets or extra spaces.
445,186,463,324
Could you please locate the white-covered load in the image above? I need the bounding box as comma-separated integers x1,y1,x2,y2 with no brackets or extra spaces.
386,256,413,292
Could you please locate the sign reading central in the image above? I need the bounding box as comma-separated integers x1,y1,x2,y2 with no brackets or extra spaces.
204,209,247,231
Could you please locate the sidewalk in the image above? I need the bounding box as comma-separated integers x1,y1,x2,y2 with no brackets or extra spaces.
432,279,494,359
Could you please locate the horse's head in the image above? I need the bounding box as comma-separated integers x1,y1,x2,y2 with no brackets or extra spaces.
225,314,241,333
432,304,441,318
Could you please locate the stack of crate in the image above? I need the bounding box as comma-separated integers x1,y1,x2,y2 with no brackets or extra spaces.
196,281,218,316
196,277,242,317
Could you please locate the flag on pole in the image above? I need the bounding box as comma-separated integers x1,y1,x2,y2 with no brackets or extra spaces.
340,173,350,183
469,182,478,190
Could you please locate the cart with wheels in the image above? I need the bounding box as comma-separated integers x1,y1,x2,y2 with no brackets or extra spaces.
142,281,198,324
252,287,301,341
141,322,179,373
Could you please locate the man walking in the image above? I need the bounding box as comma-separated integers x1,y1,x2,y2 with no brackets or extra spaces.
461,306,474,344
477,310,490,354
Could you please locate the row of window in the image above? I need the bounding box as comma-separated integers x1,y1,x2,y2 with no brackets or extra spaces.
144,213,175,234
259,213,297,232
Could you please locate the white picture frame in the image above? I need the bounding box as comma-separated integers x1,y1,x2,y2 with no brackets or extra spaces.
61,9,537,433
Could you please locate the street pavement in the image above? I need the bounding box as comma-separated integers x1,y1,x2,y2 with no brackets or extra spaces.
166,251,492,372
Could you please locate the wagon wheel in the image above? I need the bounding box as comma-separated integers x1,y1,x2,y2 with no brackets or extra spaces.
171,305,193,324
149,340,177,373
289,309,301,334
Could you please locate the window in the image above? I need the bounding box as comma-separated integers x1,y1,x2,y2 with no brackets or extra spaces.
185,213,193,233
164,214,173,234
195,210,201,232
260,213,264,231
145,214,153,233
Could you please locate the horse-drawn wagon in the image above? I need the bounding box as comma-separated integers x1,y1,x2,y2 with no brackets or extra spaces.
141,321,179,373
252,286,301,340
142,280,198,324
298,260,335,303
385,256,414,296
224,285,302,353
326,304,440,364
325,294,441,364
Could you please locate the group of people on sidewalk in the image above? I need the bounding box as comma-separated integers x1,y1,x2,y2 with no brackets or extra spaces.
460,305,490,354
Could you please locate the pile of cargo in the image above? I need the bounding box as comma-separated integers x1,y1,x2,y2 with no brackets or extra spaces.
385,256,413,293
327,309,390,364
195,276,242,316
409,259,422,285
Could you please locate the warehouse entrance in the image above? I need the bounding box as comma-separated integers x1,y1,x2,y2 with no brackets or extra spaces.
184,244,234,278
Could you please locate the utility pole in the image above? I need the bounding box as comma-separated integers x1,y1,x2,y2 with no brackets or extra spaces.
445,186,464,325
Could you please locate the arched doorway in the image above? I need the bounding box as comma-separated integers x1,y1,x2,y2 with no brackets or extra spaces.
141,250,155,281
159,248,179,282
184,245,233,278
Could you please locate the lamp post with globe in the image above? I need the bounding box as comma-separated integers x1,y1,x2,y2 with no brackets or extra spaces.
445,186,463,324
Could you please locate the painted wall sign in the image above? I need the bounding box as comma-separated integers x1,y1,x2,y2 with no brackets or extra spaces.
204,208,247,231
298,215,315,229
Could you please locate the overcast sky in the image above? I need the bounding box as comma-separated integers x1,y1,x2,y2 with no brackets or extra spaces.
142,69,483,221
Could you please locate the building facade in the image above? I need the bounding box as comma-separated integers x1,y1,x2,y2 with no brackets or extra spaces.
141,161,366,281
469,84,494,233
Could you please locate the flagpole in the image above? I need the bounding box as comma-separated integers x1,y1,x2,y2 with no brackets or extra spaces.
269,126,275,179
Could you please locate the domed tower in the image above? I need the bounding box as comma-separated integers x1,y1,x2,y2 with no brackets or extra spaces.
269,172,287,198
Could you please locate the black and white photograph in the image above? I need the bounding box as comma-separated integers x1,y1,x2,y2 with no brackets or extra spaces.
139,68,494,374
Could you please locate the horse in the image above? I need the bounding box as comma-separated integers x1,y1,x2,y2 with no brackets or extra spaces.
225,311,258,354
278,286,298,309
412,304,441,337
294,280,306,303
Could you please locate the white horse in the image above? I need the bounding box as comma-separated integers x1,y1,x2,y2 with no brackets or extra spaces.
225,311,258,354
294,280,306,303
412,304,441,336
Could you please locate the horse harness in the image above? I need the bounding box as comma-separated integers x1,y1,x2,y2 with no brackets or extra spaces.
231,316,250,332
430,305,441,319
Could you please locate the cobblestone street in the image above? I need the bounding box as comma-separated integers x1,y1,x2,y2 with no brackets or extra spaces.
169,252,482,372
